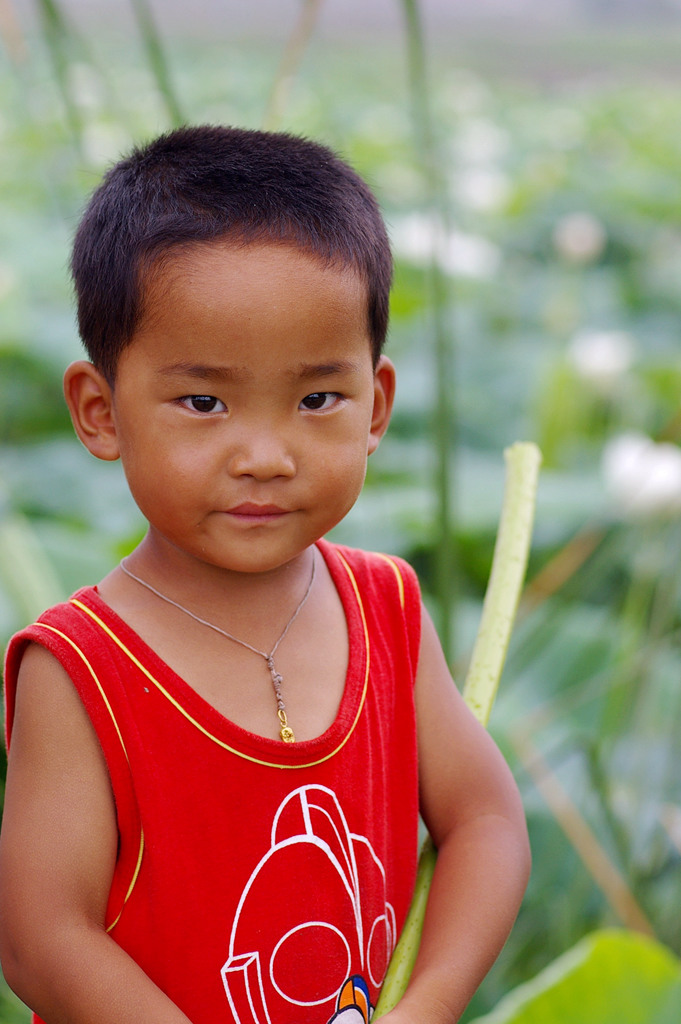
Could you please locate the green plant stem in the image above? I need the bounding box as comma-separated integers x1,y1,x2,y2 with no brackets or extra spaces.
32,0,130,160
374,442,541,1019
373,837,438,1019
262,0,322,131
463,443,542,727
35,0,85,152
130,0,183,128
400,0,457,663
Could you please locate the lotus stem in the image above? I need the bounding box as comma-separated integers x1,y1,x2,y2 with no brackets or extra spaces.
462,442,542,727
373,442,541,1018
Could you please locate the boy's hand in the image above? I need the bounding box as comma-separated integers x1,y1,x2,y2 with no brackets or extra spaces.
374,997,456,1024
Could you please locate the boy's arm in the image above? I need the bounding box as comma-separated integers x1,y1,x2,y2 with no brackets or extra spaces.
383,606,531,1024
0,643,193,1024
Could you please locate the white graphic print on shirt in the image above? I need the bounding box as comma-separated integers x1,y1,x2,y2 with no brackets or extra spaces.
221,784,396,1024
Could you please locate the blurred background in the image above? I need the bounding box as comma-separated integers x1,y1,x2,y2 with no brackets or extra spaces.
2,0,681,1020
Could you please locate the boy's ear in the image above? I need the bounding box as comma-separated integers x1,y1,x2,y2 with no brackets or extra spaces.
368,355,396,456
63,360,121,462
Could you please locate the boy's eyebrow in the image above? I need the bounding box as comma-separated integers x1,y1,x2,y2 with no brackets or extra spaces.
154,362,253,384
290,360,361,381
154,360,361,384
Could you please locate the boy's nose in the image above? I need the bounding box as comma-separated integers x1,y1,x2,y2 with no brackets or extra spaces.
227,429,296,480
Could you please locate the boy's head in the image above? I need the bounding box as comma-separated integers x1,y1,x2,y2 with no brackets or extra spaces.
71,125,393,382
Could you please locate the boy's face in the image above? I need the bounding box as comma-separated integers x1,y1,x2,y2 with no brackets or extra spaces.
72,242,394,576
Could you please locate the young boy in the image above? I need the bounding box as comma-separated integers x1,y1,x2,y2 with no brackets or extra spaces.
0,125,530,1024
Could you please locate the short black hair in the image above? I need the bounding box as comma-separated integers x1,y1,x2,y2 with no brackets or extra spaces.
71,125,392,381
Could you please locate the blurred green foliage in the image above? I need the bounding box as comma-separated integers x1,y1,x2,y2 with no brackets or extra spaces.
2,3,681,1021
469,929,681,1023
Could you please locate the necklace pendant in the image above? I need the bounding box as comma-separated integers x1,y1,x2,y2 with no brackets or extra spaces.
278,708,295,743
119,552,316,749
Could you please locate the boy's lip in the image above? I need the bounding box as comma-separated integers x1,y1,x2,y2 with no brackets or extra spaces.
225,502,288,518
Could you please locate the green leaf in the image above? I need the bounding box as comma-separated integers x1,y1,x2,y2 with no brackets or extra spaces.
469,929,681,1024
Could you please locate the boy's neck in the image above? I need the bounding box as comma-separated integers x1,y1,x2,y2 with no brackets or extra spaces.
94,532,349,743
113,531,319,638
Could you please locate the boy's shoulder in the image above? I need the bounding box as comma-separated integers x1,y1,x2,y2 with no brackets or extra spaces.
3,585,103,688
4,586,103,734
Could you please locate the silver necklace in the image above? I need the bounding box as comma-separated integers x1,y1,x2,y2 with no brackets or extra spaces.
119,552,316,743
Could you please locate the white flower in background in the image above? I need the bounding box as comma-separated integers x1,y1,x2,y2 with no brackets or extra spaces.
389,214,436,264
567,329,636,392
553,212,606,264
439,231,501,278
602,432,681,519
455,117,509,164
390,213,501,280
449,117,510,212
456,167,510,212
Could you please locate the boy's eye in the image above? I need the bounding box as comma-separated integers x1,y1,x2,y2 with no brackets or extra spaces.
300,392,340,411
180,395,226,413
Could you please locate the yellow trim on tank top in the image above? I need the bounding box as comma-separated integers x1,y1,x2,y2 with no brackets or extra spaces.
70,553,370,770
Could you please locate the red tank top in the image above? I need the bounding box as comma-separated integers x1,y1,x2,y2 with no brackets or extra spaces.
4,541,421,1024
